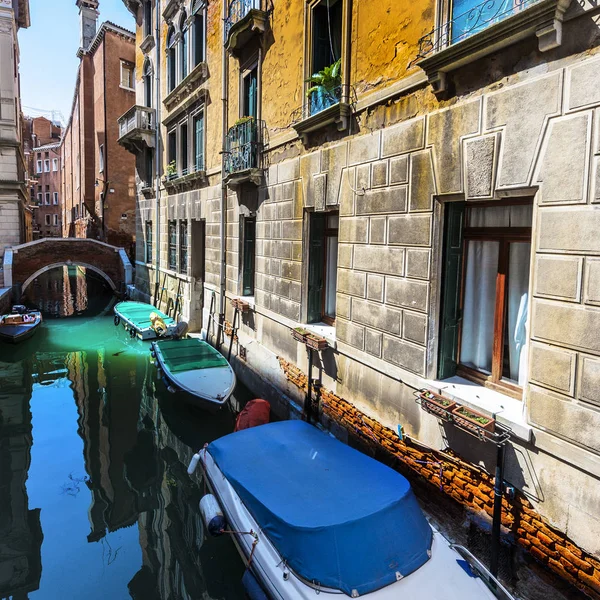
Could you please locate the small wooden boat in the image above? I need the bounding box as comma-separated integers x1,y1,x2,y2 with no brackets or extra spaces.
0,306,42,344
151,338,236,412
192,421,513,600
114,301,177,340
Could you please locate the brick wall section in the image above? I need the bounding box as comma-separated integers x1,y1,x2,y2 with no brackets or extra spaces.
277,357,600,599
12,240,125,290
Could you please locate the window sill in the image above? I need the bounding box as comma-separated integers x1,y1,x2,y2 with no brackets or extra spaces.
140,34,155,54
291,101,352,145
119,85,136,93
163,62,209,113
422,375,532,442
304,323,336,348
417,0,572,97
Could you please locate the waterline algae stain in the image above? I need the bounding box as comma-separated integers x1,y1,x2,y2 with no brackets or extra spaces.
0,268,245,599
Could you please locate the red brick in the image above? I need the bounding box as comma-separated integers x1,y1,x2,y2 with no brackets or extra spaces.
580,571,600,595
556,546,593,574
530,546,548,563
537,531,554,547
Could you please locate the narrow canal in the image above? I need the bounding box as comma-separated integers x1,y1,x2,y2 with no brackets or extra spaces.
0,267,246,599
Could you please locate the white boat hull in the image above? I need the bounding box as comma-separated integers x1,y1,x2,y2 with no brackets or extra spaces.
201,450,500,600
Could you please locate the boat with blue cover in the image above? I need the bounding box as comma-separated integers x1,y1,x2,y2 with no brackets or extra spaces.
151,338,236,411
193,420,513,599
114,301,178,340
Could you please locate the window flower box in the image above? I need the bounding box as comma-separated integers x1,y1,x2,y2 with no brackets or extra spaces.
452,405,495,433
292,327,309,343
231,298,250,313
418,390,457,420
305,332,328,351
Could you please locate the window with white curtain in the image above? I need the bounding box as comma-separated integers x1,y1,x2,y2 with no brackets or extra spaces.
458,201,532,394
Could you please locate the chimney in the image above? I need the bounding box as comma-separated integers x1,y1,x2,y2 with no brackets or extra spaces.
76,0,99,55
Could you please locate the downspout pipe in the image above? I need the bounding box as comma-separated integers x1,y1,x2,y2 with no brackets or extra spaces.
217,0,229,349
154,0,162,286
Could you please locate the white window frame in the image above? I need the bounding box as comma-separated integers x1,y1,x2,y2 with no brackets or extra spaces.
36,160,42,174
53,214,59,226
53,192,59,205
44,159,50,172
99,144,105,173
45,214,51,225
52,158,59,171
120,61,135,91
37,192,43,203
45,192,51,205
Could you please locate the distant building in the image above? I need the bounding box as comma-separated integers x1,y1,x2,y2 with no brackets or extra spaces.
23,116,63,239
60,0,136,257
0,0,31,271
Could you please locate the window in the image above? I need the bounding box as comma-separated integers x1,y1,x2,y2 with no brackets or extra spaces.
36,159,42,173
180,120,189,175
191,219,206,280
99,144,104,173
53,192,58,205
44,159,50,172
307,212,338,324
167,27,177,92
145,148,153,186
308,0,343,115
144,0,153,37
120,61,135,90
45,192,50,205
168,220,177,270
53,214,59,226
192,1,206,66
37,192,42,204
242,65,258,119
179,12,189,81
193,111,204,172
240,217,256,296
52,158,58,171
168,129,177,178
45,214,51,225
143,59,153,108
438,201,532,397
145,221,153,263
179,220,188,274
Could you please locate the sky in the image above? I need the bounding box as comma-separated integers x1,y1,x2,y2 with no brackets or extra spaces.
19,0,136,126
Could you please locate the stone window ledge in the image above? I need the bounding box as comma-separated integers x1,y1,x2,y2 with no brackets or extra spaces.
422,375,532,442
418,0,572,97
140,34,155,54
292,101,352,145
164,62,209,113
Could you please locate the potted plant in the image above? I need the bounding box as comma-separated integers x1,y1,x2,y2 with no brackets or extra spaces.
306,59,342,116
418,389,456,419
452,405,495,433
166,160,177,180
305,332,328,350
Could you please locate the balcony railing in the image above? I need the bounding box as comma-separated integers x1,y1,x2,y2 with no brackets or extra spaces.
224,0,257,40
117,106,156,153
416,0,542,59
224,118,264,179
163,159,206,187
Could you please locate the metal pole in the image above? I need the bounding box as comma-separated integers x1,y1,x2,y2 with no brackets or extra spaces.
305,347,313,423
490,440,505,578
227,307,238,362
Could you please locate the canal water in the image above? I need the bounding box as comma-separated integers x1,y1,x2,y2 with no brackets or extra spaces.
0,267,246,599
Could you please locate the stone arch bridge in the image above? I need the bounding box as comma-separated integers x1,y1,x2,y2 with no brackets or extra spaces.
2,238,132,297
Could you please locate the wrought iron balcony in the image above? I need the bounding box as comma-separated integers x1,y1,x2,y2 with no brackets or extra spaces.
117,106,156,154
414,0,570,97
291,85,355,144
224,118,264,186
224,0,269,55
163,159,206,190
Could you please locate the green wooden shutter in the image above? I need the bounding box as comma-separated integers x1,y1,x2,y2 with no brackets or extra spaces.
307,213,326,323
242,218,255,296
194,113,204,171
438,201,466,379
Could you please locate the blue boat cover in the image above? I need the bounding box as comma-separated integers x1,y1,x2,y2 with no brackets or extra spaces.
208,420,432,596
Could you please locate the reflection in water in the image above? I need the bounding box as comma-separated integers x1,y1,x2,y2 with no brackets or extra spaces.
0,269,246,599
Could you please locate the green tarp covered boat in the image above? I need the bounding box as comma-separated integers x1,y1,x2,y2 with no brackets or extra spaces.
151,338,236,411
114,301,177,340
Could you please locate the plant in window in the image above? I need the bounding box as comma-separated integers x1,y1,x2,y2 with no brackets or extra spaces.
452,405,495,433
166,160,177,178
306,58,342,115
233,115,255,127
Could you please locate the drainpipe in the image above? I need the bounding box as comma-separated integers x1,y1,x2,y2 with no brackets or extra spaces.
154,0,162,291
216,0,229,349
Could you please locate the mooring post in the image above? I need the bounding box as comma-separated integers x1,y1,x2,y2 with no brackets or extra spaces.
490,439,505,578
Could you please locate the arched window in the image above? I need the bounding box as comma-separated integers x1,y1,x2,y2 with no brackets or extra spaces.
143,59,153,107
167,26,177,92
179,12,188,81
192,1,205,66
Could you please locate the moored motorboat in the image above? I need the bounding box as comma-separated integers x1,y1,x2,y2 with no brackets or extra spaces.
192,420,514,600
151,338,236,412
114,301,178,340
0,306,42,344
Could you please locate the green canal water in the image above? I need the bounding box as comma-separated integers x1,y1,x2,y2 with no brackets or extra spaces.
0,268,246,599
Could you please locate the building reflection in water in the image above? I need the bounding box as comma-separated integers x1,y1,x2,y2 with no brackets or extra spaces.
0,359,43,599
